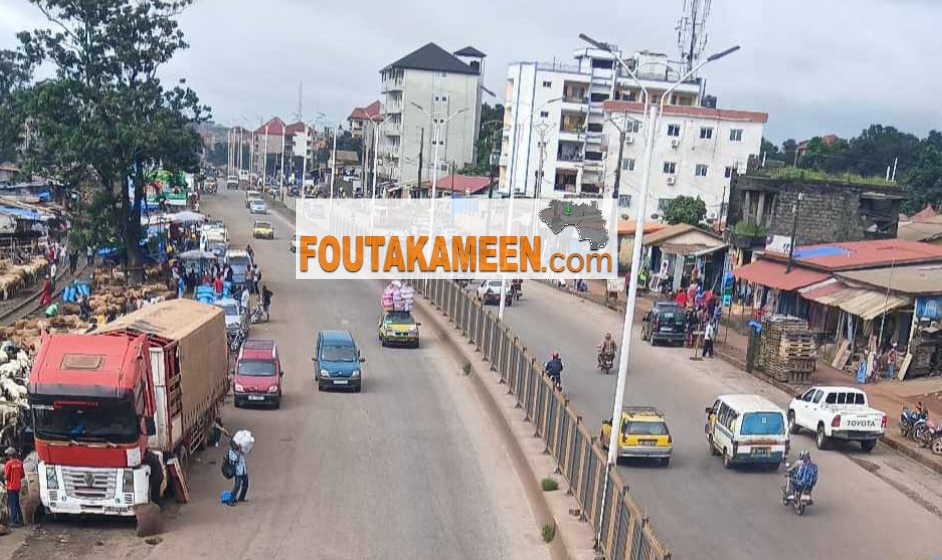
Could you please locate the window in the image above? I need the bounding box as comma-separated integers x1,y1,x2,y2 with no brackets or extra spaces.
540,111,549,118
622,158,636,171
626,120,641,133
439,72,447,78
658,198,674,211
725,166,736,178
663,161,676,174
618,194,632,208
591,59,614,69
730,128,744,142
441,95,448,102
667,124,681,137
700,127,714,139
811,390,824,404
695,164,708,177
542,80,552,88
740,413,785,436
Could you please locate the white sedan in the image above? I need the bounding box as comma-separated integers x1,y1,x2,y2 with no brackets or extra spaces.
249,199,268,214
476,279,513,306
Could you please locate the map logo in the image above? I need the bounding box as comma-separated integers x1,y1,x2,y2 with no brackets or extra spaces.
538,200,609,250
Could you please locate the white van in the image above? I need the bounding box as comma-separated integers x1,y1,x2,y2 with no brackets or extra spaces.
704,394,789,469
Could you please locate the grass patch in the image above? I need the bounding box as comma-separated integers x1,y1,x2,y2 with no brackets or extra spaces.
732,221,769,237
753,165,896,187
461,362,472,376
541,478,559,492
541,522,556,543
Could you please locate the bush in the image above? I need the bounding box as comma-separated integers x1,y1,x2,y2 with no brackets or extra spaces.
541,477,558,492
541,523,556,543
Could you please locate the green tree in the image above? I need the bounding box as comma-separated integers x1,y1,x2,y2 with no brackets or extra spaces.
12,0,209,281
761,137,782,162
903,146,942,213
459,103,504,175
662,195,706,226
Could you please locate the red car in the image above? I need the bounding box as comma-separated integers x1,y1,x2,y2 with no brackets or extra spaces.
233,339,283,409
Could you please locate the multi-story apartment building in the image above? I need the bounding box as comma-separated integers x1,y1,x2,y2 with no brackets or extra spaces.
602,100,766,220
501,45,766,206
377,43,485,195
348,101,381,138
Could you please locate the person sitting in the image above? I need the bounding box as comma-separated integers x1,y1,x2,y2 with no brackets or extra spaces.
786,450,818,500
597,333,616,366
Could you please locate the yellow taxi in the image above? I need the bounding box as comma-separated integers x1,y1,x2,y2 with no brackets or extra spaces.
252,220,274,239
600,406,673,466
378,311,420,348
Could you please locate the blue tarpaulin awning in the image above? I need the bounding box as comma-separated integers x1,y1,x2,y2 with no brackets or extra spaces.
0,205,47,221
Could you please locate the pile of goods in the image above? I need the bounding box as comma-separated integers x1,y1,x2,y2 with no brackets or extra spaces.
0,343,31,405
904,326,941,379
0,316,90,348
0,257,49,301
756,315,817,384
79,282,176,318
380,281,415,312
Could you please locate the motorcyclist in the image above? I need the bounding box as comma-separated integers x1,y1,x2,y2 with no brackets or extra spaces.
786,450,818,500
597,333,616,367
544,351,563,389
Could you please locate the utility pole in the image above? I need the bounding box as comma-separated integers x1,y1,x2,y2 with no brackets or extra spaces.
416,127,424,199
612,126,626,200
785,191,804,273
330,126,338,199
451,161,456,197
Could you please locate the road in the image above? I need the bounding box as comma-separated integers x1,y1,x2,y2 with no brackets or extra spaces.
491,280,942,560
11,189,548,560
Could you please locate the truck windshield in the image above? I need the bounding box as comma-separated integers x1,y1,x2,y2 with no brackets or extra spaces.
32,399,138,445
740,412,785,436
238,359,276,376
229,257,251,269
322,346,357,362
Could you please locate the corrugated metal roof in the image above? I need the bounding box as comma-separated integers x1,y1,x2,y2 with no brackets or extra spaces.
803,284,912,320
765,238,942,271
733,259,829,292
836,264,942,296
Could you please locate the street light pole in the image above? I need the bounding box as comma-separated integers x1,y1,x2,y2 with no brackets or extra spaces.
370,116,391,236
330,125,338,199
301,123,309,200
579,32,740,550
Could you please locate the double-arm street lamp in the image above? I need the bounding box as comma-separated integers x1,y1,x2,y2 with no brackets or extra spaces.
578,31,740,551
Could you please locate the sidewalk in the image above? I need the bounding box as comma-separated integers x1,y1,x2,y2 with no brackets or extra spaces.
547,279,942,475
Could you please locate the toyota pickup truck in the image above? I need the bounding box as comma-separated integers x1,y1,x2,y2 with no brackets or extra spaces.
787,386,886,452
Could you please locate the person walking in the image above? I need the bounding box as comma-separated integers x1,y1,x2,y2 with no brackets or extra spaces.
226,440,248,506
885,344,899,380
86,245,94,266
68,250,78,275
39,276,53,306
240,286,250,315
261,285,273,321
3,447,24,527
702,319,716,358
252,265,262,296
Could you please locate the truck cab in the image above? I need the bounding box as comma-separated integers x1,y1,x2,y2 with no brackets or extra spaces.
233,340,283,408
788,386,887,452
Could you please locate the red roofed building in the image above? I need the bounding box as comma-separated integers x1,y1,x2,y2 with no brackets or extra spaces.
432,174,495,197
348,101,382,138
762,238,942,272
253,117,287,160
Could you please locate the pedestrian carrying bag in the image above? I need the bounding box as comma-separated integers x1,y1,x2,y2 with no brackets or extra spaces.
221,453,236,479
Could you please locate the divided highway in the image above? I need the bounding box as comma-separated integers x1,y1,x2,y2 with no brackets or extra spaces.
494,281,942,560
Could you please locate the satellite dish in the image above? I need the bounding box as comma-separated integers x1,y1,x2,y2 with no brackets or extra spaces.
650,213,660,220
709,212,716,219
620,213,631,220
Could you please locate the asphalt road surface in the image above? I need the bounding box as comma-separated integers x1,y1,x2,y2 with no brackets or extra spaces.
491,280,942,560
10,190,548,560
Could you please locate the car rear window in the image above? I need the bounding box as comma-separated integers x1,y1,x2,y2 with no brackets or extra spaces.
824,392,865,405
624,421,669,436
740,412,785,435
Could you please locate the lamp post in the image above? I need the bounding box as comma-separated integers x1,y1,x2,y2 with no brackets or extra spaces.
409,102,468,261
370,115,392,236
579,32,740,550
497,96,562,321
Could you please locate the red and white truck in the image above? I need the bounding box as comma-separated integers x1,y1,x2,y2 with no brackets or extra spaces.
28,299,229,530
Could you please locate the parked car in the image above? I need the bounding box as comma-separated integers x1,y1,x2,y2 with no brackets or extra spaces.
378,310,421,348
600,406,673,466
640,303,686,346
787,386,886,452
233,339,283,408
314,330,365,392
249,199,268,214
476,279,513,306
252,220,274,239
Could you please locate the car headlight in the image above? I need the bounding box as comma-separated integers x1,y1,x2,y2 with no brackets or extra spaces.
351,369,361,378
234,383,245,392
409,327,418,334
46,465,58,490
123,469,134,491
267,385,279,393
320,369,330,378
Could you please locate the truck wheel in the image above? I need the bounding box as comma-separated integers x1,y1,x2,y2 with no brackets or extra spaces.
860,440,876,452
788,411,800,435
816,424,830,450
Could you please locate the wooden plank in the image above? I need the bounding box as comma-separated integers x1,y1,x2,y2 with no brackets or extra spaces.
898,352,913,381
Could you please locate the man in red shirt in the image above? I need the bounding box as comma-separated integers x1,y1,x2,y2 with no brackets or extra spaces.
213,274,224,296
3,447,24,527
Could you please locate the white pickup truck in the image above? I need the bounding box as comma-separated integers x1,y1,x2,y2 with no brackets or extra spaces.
787,386,887,452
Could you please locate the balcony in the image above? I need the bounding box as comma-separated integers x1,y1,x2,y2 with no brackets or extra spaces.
381,78,403,93
558,128,585,143
385,100,403,114
560,98,588,113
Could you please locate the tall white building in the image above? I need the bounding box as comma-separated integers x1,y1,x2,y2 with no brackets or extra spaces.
378,43,486,196
602,101,766,221
501,44,766,209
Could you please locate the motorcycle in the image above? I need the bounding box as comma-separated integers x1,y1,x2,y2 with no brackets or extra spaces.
510,279,523,301
250,302,269,324
596,349,615,375
918,419,942,448
900,405,928,439
781,463,814,516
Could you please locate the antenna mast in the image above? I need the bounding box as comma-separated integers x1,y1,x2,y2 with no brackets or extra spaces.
296,82,304,123
676,0,712,74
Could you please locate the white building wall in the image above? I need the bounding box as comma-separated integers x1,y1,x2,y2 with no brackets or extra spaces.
380,68,480,190
602,112,764,221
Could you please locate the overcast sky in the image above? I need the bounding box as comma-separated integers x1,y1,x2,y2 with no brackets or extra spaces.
2,0,941,143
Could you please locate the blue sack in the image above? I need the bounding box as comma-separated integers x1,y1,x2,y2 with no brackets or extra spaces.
220,490,232,504
78,283,90,297
63,286,75,302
